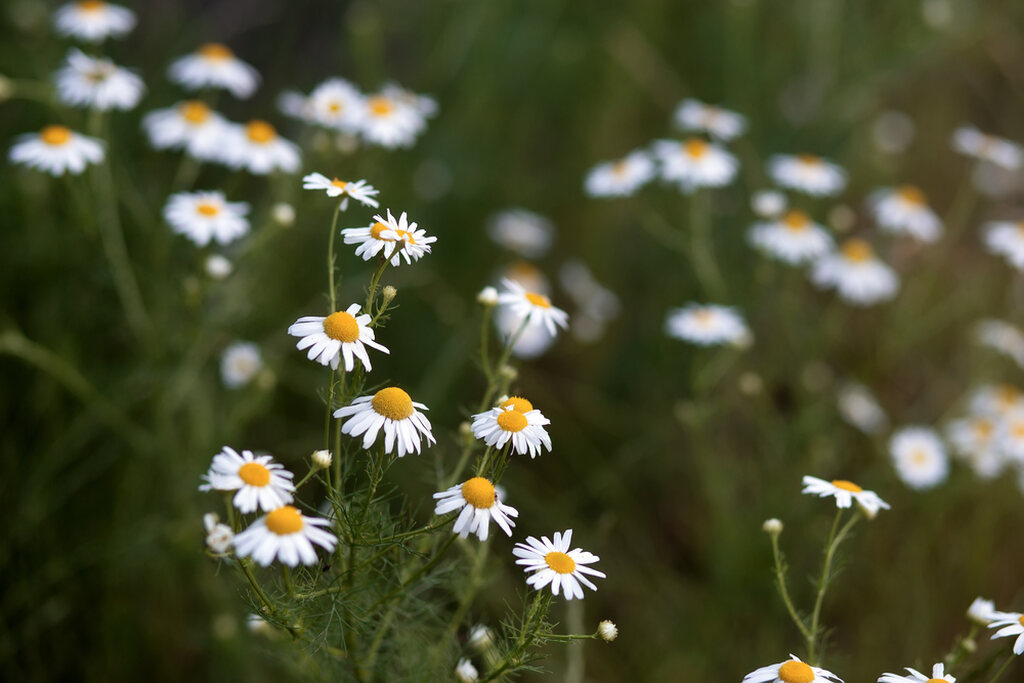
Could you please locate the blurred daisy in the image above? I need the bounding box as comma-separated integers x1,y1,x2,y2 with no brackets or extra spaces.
203,513,234,554
199,446,295,513
970,384,1024,416
205,254,233,279
168,43,260,99
878,662,954,683
360,91,426,148
968,597,998,625
584,151,656,197
486,209,554,258
497,277,569,337
301,172,379,209
559,260,621,342
142,100,228,161
221,120,300,175
947,415,1004,479
233,505,337,567
802,475,890,516
812,239,899,305
53,1,135,42
342,209,436,266
334,387,435,457
996,410,1024,464
767,154,847,196
471,403,552,458
433,476,519,541
837,382,887,435
654,138,738,192
889,426,949,490
513,530,605,600
455,659,479,683
975,319,1024,368
381,83,438,118
751,189,787,218
984,220,1024,271
55,49,144,111
163,191,250,247
287,304,388,372
952,126,1023,171
664,304,750,347
9,125,103,176
277,90,312,122
987,609,1024,655
307,78,364,131
743,655,842,683
749,210,834,265
221,342,263,389
674,98,747,140
870,186,942,242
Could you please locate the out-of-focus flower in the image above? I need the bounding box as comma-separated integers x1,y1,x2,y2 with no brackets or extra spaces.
870,186,942,242
359,85,433,148
751,190,787,218
307,78,364,132
8,125,103,176
454,658,479,683
654,138,738,192
767,154,847,196
55,49,144,111
53,1,135,42
143,101,228,162
889,427,949,490
584,150,656,198
559,260,620,342
967,597,998,626
486,209,554,259
952,126,1022,171
975,319,1024,368
983,220,1024,272
837,382,887,435
673,98,747,140
812,239,899,306
221,342,262,389
203,513,233,554
168,43,260,99
163,191,250,247
204,254,233,280
220,120,300,175
872,110,915,154
749,210,834,265
664,304,750,347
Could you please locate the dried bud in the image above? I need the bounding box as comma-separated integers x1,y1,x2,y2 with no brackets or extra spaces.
597,620,618,642
312,449,332,469
762,518,784,536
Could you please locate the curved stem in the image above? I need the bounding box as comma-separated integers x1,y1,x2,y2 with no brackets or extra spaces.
770,533,813,645
987,652,1015,683
808,509,860,664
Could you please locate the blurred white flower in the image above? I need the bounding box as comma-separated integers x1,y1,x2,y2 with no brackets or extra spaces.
53,1,135,42
837,382,887,435
665,304,750,347
584,150,656,198
143,100,228,162
220,342,263,389
486,209,554,258
889,427,949,490
307,78,365,132
55,49,144,111
560,260,620,342
8,125,104,176
749,210,834,265
967,597,998,625
204,255,233,280
302,172,379,209
812,239,899,306
674,98,747,140
767,154,847,196
952,126,1022,170
654,138,738,192
975,319,1024,368
163,191,250,247
203,513,234,554
220,120,300,175
870,186,942,242
455,658,479,683
751,189,787,218
168,43,260,99
983,220,1024,272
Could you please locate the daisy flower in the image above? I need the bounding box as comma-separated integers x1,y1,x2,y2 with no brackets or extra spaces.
751,189,787,218
287,304,388,372
168,43,260,99
8,125,103,176
996,410,1024,464
811,239,899,305
496,277,569,337
205,254,233,279
513,530,606,600
967,597,998,626
333,387,435,457
749,210,834,265
53,1,135,42
199,446,295,513
837,382,887,435
163,191,250,247
471,398,552,458
220,120,300,175
433,476,519,541
802,475,890,517
277,89,312,122
889,426,949,490
947,415,1004,479
486,209,555,258
984,220,1024,271
55,49,144,111
870,186,942,242
987,609,1024,655
975,319,1024,368
664,304,750,347
743,655,843,683
767,154,847,196
142,100,229,161
233,505,337,567
220,342,263,389
952,126,1023,171
203,513,234,554
341,209,436,266
673,98,747,140
970,384,1024,416
306,78,365,132
654,138,738,192
584,151,656,198
301,172,379,209
360,91,426,148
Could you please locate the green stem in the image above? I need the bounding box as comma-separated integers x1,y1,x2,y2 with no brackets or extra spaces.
987,652,1016,683
807,509,860,664
281,565,295,598
294,466,320,489
240,561,273,612
327,202,343,312
689,189,726,301
365,533,457,613
770,533,813,645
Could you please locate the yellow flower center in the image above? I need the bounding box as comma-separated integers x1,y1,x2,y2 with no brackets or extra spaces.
323,311,360,343
327,100,342,113
898,185,925,205
525,292,551,309
460,477,496,509
196,202,220,216
1012,423,1024,440
911,449,929,465
996,385,1019,409
199,43,234,60
500,396,534,413
832,479,862,493
238,462,271,487
612,160,628,176
180,100,210,124
78,0,105,11
798,154,821,166
684,139,709,159
841,239,873,263
371,387,414,421
40,125,72,146
973,418,994,439
777,660,815,683
782,210,810,231
694,309,714,326
496,409,529,432
246,120,277,144
925,680,945,683
331,178,348,190
368,96,395,117
1019,615,1024,627
265,505,304,535
544,551,576,574
369,222,415,244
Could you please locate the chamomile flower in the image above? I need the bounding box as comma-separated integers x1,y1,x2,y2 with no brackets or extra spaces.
168,43,260,99
55,49,144,111
984,220,1024,271
199,447,295,513
163,191,250,247
952,126,1023,171
307,78,365,131
496,278,569,337
767,154,847,196
221,120,300,175
837,382,887,435
801,475,890,517
975,319,1024,368
8,125,103,176
301,172,379,209
277,89,312,122
878,663,954,683
947,415,1004,479
889,426,949,490
433,477,519,541
749,210,834,265
471,398,552,458
584,151,656,197
53,1,135,42
673,98,747,140
360,90,426,148
287,304,388,372
751,189,787,218
996,410,1024,464
664,304,750,347
743,655,843,683
333,387,435,457
870,186,943,242
220,342,263,389
142,100,228,161
654,138,738,192
513,530,606,600
233,505,337,567
341,209,436,266
486,209,555,258
987,609,1024,655
812,239,899,305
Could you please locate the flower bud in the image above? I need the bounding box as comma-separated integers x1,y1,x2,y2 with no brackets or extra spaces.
381,285,398,306
312,449,332,469
467,625,494,652
458,421,473,439
498,364,518,381
455,658,479,683
762,518,784,536
477,286,499,306
962,637,977,653
204,254,233,280
203,513,234,554
597,620,618,642
272,202,295,227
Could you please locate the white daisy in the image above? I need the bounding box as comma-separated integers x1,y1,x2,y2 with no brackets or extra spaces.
8,125,103,176
277,89,313,122
664,303,750,347
203,513,234,554
984,220,1024,271
975,319,1024,368
889,426,949,490
952,126,1023,171
233,505,337,567
767,154,847,196
301,172,379,209
433,476,519,541
987,609,1024,655
811,239,899,305
220,342,263,389
996,409,1024,464
486,209,555,258
455,658,479,683
341,209,436,266
54,49,144,111
142,100,229,161
287,304,388,372
471,399,552,459
673,98,747,140
743,655,843,683
801,475,890,517
307,78,365,132
168,43,260,99
333,387,435,457
381,83,437,118
53,1,135,42
969,384,1024,416
360,91,426,149
220,120,300,175
584,151,656,198
163,191,250,247
967,597,998,626
496,277,569,337
837,382,887,435
513,530,606,600
654,138,738,192
947,415,1004,479
199,446,295,513
870,186,942,242
749,210,834,265
751,189,787,218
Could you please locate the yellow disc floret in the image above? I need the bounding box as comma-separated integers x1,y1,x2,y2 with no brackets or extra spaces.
180,100,210,124
331,178,348,190
461,477,497,509
898,185,925,205
368,96,395,116
831,479,863,493
372,387,414,421
199,43,234,60
40,125,72,146
500,396,534,413
79,0,106,11
684,139,709,158
265,505,304,535
323,311,360,343
797,154,821,166
238,462,271,487
544,551,576,574
525,292,551,309
777,660,815,683
245,120,277,144
841,238,873,263
196,202,220,216
782,210,810,231
496,409,528,433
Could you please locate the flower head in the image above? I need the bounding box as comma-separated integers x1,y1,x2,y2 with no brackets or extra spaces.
454,658,479,683
360,86,433,148
513,530,606,600
674,99,747,140
837,382,887,435
302,172,379,209
812,239,899,306
199,447,295,513
984,221,1024,272
664,304,751,347
168,43,260,98
143,100,229,161
220,342,262,389
749,210,834,265
8,125,104,176
801,475,890,517
341,209,436,266
889,427,949,490
967,597,998,626
743,655,843,683
767,154,847,196
584,151,656,198
496,278,569,337
988,608,1024,655
471,397,552,458
333,387,434,457
433,477,519,541
53,1,135,42
307,78,365,132
878,662,955,683
597,620,618,642
486,209,554,258
288,304,388,372
220,120,300,175
233,505,337,567
870,186,942,242
952,126,1022,170
163,191,250,247
55,49,144,111
203,513,234,554
654,137,738,192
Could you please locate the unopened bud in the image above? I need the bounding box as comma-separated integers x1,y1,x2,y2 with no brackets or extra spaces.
203,513,234,554
962,637,977,653
204,254,233,280
467,625,494,652
597,620,618,642
477,286,499,306
455,658,479,683
762,518,783,536
458,421,473,438
381,285,398,305
312,449,332,469
498,364,518,381
272,202,295,227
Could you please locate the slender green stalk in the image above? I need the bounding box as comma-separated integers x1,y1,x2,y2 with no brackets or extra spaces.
281,566,295,598
688,189,726,300
770,533,813,644
987,653,1016,683
327,202,343,311
807,510,860,664
294,466,320,489
240,561,273,612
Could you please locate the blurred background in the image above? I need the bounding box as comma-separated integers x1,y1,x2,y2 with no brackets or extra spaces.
2,0,1024,680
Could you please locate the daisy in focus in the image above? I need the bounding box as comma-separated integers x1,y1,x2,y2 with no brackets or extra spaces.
975,319,1024,368
878,662,955,683
584,151,656,198
168,44,260,99
837,382,887,435
142,101,228,162
983,220,1024,271
199,446,295,514
767,154,847,196
742,655,842,683
664,304,750,347
471,397,552,458
812,238,899,305
870,186,942,242
301,172,379,209
748,210,834,265
486,209,555,258
8,125,104,176
306,78,365,132
233,505,337,567
53,1,135,42
802,476,890,516
221,120,300,175
333,387,434,457
433,476,519,541
496,278,569,337
163,191,250,247
220,342,263,389
889,426,949,490
654,138,738,192
360,89,428,148
987,608,1024,655
513,530,606,600
673,98,747,140
287,304,388,372
951,125,1023,171
55,49,144,111
342,209,436,266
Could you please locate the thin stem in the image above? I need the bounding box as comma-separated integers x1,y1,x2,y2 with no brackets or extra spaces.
327,202,343,312
688,189,726,300
365,533,457,612
365,248,396,314
240,561,273,612
281,565,295,598
770,533,813,645
808,509,860,664
294,466,320,489
987,652,1015,683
